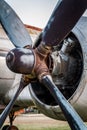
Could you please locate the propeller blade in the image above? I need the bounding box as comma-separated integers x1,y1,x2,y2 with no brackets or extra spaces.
0,0,32,48
41,75,87,130
42,0,86,47
0,77,28,129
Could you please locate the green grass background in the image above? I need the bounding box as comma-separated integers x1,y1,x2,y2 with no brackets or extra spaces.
17,124,70,130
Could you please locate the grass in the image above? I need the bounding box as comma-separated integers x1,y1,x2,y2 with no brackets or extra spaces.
16,122,87,130
16,124,71,130
4,114,87,130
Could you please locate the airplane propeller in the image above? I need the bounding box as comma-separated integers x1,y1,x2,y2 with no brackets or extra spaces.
0,76,29,128
0,0,32,48
0,0,87,130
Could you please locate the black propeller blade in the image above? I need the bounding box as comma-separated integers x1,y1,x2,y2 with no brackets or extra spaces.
0,0,32,48
42,0,86,47
41,75,87,130
0,77,29,129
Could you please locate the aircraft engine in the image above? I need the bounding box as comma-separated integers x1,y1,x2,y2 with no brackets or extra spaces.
29,16,87,121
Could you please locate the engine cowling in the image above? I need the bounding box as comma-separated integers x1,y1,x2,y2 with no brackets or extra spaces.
29,16,87,121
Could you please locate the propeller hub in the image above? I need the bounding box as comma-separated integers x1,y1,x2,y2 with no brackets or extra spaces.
6,48,35,74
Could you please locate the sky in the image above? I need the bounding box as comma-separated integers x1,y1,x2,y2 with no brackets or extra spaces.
5,0,58,28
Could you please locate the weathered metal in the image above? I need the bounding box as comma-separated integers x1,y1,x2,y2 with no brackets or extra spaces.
29,16,87,122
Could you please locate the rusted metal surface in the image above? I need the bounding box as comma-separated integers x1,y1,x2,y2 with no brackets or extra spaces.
29,16,87,122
